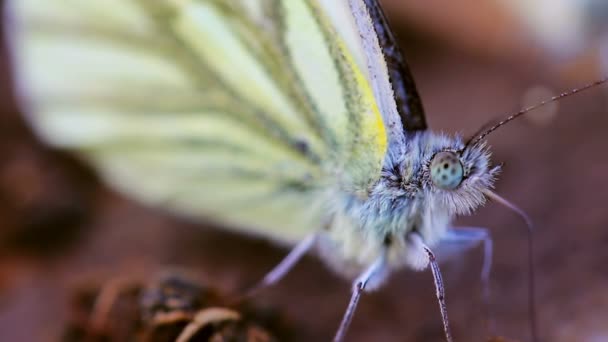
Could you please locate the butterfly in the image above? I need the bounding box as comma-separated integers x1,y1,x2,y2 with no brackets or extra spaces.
8,0,605,340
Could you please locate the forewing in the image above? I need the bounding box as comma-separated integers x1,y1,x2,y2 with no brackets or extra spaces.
6,0,387,242
348,0,427,164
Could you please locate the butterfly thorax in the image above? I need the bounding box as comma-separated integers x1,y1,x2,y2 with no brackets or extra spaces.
317,132,499,279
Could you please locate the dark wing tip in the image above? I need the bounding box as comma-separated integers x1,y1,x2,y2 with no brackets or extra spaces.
363,0,427,132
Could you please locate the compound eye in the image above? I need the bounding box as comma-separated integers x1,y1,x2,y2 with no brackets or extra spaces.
430,151,464,190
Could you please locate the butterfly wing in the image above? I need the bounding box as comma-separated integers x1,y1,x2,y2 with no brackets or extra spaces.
348,0,427,165
6,0,388,242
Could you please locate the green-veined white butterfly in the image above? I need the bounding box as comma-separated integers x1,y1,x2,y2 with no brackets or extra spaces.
6,0,607,341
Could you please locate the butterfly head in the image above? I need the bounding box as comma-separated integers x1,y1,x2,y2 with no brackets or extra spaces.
416,136,500,216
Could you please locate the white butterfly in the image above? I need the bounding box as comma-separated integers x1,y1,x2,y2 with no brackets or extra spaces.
15,0,604,340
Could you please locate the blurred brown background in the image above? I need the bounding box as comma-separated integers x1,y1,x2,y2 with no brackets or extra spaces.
1,1,608,341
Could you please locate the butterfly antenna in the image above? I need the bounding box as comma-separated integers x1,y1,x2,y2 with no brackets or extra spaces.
467,77,608,148
483,190,538,342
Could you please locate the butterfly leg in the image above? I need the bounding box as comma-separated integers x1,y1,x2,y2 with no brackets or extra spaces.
440,227,495,333
244,234,317,298
409,232,453,342
333,253,389,342
441,228,493,302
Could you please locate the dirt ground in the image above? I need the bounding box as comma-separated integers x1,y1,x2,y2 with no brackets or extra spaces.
1,1,607,342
